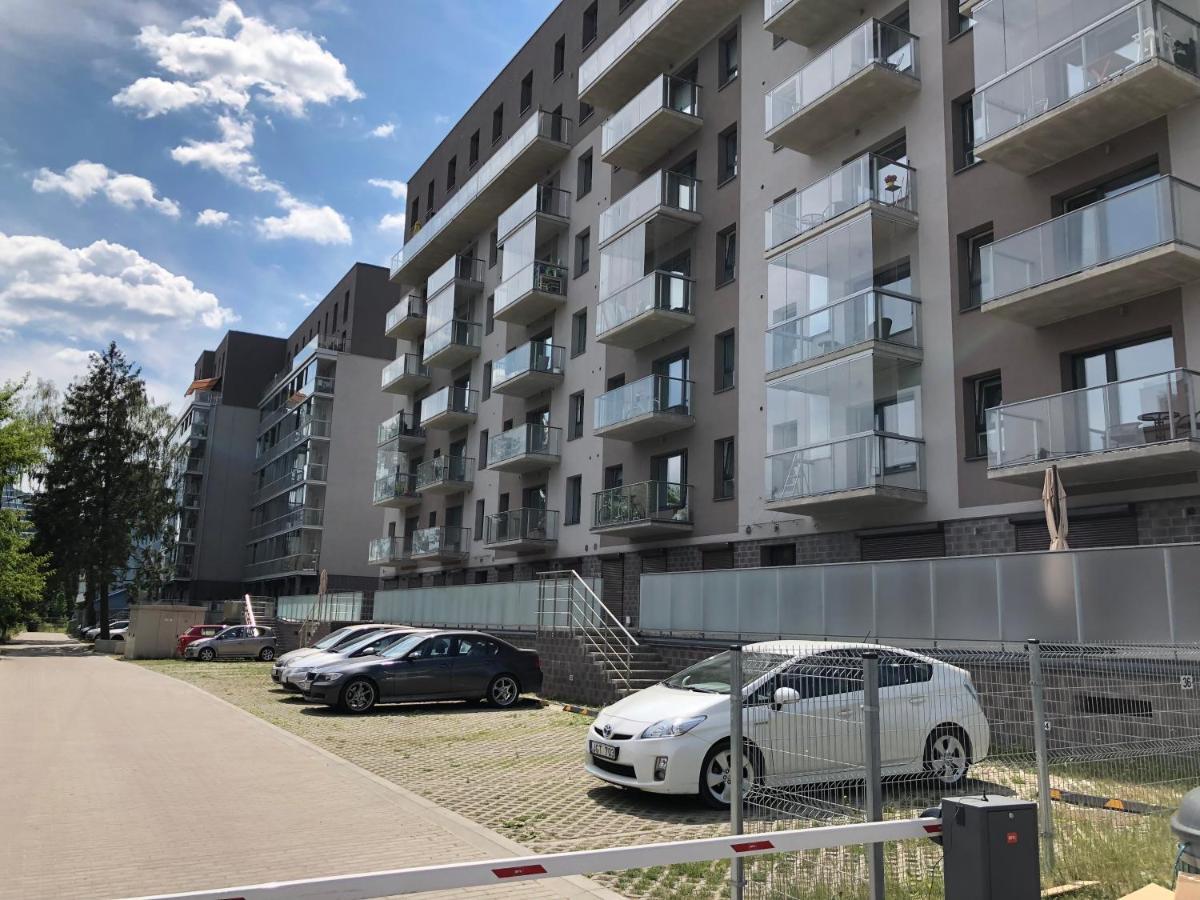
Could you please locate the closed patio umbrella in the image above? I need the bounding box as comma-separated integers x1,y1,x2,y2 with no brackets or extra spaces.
1042,465,1069,551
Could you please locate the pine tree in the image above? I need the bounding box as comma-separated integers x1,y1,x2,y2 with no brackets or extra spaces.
0,380,50,636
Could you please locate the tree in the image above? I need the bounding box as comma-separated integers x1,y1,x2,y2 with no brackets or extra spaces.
0,380,50,636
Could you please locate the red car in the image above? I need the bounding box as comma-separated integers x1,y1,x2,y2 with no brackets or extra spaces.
177,624,226,656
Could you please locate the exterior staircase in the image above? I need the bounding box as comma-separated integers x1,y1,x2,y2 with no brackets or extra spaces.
581,636,677,697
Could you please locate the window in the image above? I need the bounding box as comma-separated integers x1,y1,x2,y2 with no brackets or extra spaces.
483,362,492,401
411,196,420,226
568,391,585,440
478,428,490,467
954,94,976,169
604,465,623,489
714,437,735,500
961,227,994,310
553,35,566,79
582,1,597,48
718,124,738,184
520,71,533,114
574,228,590,277
579,99,594,123
577,150,593,198
485,294,495,335
715,329,735,390
488,229,498,268
761,544,796,567
469,130,480,168
716,224,737,285
718,28,739,86
426,180,434,215
447,155,457,191
951,0,974,36
492,103,504,144
966,373,1002,459
474,499,485,541
571,309,587,357
565,475,582,525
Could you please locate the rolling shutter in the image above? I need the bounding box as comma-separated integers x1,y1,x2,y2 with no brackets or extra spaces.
859,529,946,561
1014,511,1137,552
601,557,625,619
702,548,734,570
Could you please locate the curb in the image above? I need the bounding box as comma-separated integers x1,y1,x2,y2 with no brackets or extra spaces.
562,704,600,717
1049,786,1165,815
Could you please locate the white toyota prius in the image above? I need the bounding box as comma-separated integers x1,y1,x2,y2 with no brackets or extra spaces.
584,641,991,808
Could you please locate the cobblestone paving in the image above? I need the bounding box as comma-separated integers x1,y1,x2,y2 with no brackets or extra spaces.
133,659,731,898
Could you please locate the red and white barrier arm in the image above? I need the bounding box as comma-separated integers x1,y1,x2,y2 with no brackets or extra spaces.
123,816,942,900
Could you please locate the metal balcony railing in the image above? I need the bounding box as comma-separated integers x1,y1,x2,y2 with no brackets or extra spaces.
246,505,324,544
373,470,419,505
415,455,475,490
368,537,410,566
486,508,560,544
250,463,328,508
244,552,320,581
592,481,691,529
378,411,425,446
409,525,470,558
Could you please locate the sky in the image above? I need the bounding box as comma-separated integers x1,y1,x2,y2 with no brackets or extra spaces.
0,0,556,406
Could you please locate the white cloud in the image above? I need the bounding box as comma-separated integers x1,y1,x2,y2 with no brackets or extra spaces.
258,199,351,244
433,113,451,126
113,1,362,119
378,212,406,233
32,160,181,217
368,178,407,200
196,208,231,227
369,122,395,138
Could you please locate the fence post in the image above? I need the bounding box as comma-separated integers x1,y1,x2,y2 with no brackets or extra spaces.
729,644,744,900
1028,638,1055,870
863,651,885,900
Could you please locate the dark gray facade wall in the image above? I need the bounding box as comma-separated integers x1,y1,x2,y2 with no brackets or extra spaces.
216,331,288,409
283,262,399,363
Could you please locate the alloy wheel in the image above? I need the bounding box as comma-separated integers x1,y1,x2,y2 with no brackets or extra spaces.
704,747,755,806
344,680,375,713
927,732,969,785
490,675,518,707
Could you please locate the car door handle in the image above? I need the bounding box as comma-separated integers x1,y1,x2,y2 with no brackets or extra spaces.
909,697,926,706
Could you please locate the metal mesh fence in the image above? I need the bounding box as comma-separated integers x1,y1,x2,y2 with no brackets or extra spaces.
729,639,1200,899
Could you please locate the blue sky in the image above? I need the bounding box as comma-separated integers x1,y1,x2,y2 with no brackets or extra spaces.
0,0,555,404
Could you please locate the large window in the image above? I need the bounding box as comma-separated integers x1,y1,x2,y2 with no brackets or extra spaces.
574,228,591,277
492,103,504,144
568,391,585,440
954,94,975,169
469,130,480,168
718,125,738,185
961,227,994,310
716,224,737,285
577,150,593,199
447,155,457,191
714,437,735,500
718,28,739,86
520,71,534,114
965,373,1002,459
571,309,587,358
565,475,582,525
554,35,566,79
582,1,597,48
715,329,735,391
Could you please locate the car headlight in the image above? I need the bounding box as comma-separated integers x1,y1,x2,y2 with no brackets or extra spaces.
639,716,706,739
314,672,344,682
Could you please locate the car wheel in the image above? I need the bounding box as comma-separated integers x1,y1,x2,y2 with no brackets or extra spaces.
924,725,971,787
340,678,377,714
198,647,216,662
487,674,520,708
699,739,758,810
258,647,275,661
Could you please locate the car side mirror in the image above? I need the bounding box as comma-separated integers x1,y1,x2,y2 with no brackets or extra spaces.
772,687,801,710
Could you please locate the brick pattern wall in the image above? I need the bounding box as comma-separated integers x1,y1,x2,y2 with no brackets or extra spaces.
945,516,1017,556
1136,496,1200,545
734,533,860,568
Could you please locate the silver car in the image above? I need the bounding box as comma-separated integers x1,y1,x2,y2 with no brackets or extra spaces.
185,625,276,662
277,627,420,688
271,624,392,688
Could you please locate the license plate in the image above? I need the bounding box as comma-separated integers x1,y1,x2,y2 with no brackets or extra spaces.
589,740,618,761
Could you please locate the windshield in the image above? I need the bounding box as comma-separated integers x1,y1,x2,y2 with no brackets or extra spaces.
378,632,430,660
313,627,355,650
663,651,792,694
339,630,401,656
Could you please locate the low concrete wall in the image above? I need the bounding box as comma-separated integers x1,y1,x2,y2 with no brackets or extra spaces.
93,638,125,655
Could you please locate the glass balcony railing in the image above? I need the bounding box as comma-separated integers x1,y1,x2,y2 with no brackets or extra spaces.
593,481,691,529
498,184,571,242
421,385,479,423
385,293,427,333
766,432,924,502
381,354,431,389
492,342,565,390
599,169,699,245
427,255,485,299
378,412,425,446
494,261,568,316
987,368,1200,470
595,374,692,431
766,19,919,132
488,424,562,468
981,176,1200,303
244,552,320,581
974,1,1200,147
766,289,921,374
579,0,685,98
410,525,470,558
368,537,409,566
373,470,419,505
255,416,331,465
246,505,324,543
423,320,482,362
765,154,916,251
251,463,328,507
486,508,560,545
602,74,701,155
415,455,475,490
391,110,572,279
596,271,693,337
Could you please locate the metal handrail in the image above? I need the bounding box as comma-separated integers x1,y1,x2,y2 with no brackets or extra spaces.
537,570,639,692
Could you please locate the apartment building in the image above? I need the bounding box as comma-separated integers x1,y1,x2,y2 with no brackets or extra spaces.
378,0,1200,621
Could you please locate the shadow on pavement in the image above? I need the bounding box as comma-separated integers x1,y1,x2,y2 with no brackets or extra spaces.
0,634,94,658
297,696,544,718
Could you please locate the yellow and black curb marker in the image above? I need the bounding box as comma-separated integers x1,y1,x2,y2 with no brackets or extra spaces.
562,703,599,717
1049,787,1165,816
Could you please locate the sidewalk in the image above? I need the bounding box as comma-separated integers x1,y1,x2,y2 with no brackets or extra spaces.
0,633,620,900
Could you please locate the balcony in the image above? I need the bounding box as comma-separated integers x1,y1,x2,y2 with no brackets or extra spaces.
491,342,565,398
766,289,922,379
423,320,482,369
178,492,201,510
246,505,324,544
765,433,926,514
487,424,562,473
599,169,700,247
765,154,917,256
497,184,570,245
173,562,193,580
577,0,742,109
973,1,1200,174
384,292,427,341
368,537,414,568
427,255,485,301
244,552,320,582
410,526,470,564
485,508,560,553
987,368,1200,486
980,176,1200,327
763,0,864,47
594,374,694,442
390,111,572,286
596,271,695,349
415,455,475,495
378,411,426,450
494,261,568,326
591,481,693,538
251,462,328,508
420,385,479,431
373,470,420,508
255,416,331,468
765,20,920,154
601,74,702,171
381,353,432,396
